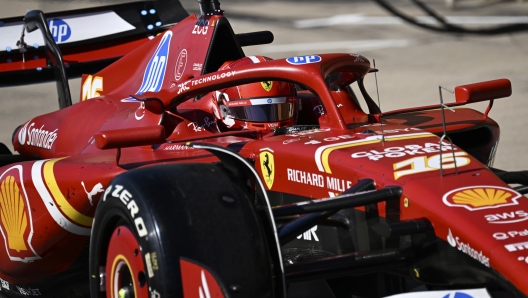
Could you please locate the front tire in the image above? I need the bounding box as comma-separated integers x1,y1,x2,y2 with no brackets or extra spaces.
89,163,276,298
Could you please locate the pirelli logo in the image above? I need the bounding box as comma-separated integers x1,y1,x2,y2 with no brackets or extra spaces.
505,241,528,252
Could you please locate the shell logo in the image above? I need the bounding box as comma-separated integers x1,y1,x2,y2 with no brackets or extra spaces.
0,175,28,252
443,186,521,211
0,166,40,262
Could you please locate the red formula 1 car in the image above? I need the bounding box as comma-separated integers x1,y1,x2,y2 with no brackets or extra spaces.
0,1,525,297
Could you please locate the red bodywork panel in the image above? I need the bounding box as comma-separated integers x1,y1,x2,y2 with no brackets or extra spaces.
0,7,523,297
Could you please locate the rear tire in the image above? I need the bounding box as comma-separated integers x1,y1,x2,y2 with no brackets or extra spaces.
0,143,26,168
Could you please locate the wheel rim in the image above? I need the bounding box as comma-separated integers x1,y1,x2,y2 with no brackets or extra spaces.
106,225,148,298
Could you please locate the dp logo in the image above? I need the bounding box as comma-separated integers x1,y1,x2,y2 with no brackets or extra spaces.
48,19,71,43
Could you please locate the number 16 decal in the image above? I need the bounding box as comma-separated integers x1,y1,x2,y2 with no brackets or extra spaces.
393,152,470,179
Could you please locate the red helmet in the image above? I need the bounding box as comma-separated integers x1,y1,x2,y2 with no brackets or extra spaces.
214,56,297,131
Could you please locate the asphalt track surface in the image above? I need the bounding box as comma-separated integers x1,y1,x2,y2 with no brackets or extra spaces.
0,0,528,174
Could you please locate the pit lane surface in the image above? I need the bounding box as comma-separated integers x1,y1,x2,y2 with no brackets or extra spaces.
0,0,527,171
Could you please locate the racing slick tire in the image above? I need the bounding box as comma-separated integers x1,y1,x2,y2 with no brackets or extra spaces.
89,163,275,298
0,143,25,167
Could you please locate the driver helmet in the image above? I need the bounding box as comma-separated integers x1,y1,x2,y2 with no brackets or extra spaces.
214,56,298,131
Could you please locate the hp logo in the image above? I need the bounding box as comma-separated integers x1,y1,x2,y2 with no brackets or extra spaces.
48,19,71,43
137,31,173,95
286,55,321,65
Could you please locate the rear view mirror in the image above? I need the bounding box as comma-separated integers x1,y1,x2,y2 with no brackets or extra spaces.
454,79,511,104
23,10,41,33
94,125,166,150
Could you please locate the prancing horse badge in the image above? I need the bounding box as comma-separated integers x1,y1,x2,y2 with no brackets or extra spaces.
261,81,272,92
259,150,274,189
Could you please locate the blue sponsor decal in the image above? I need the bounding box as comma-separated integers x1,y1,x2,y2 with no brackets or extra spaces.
286,55,322,65
120,97,140,103
443,292,474,298
267,98,272,104
136,31,173,95
48,19,71,43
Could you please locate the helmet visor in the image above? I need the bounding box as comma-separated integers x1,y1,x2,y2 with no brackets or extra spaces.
225,97,296,122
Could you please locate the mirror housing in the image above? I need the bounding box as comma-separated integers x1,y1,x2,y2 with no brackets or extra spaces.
455,79,511,104
94,125,165,150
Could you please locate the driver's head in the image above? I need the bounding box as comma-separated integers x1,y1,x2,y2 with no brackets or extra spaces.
214,56,298,131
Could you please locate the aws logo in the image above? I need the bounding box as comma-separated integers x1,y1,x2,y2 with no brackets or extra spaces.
260,148,274,190
0,166,40,262
48,19,71,43
443,186,521,211
137,31,173,95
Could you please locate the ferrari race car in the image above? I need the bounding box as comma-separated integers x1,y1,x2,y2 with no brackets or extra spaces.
0,0,526,297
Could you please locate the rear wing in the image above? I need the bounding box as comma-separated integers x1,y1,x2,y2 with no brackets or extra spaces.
0,1,188,87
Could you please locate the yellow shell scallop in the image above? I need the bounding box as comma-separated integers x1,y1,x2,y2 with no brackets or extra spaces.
452,188,512,208
0,175,28,252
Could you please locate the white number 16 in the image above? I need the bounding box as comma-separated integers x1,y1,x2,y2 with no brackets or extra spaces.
393,152,470,179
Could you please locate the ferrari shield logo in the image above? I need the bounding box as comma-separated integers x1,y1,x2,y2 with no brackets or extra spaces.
261,81,273,92
443,186,521,211
260,150,275,189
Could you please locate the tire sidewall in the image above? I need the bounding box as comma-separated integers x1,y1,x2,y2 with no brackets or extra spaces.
90,179,177,298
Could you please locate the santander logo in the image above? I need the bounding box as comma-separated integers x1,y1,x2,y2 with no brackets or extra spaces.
447,229,457,247
447,229,489,267
17,122,29,145
18,122,58,150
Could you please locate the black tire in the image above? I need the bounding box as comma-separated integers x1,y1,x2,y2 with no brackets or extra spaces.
0,143,27,168
0,143,11,155
89,163,275,298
